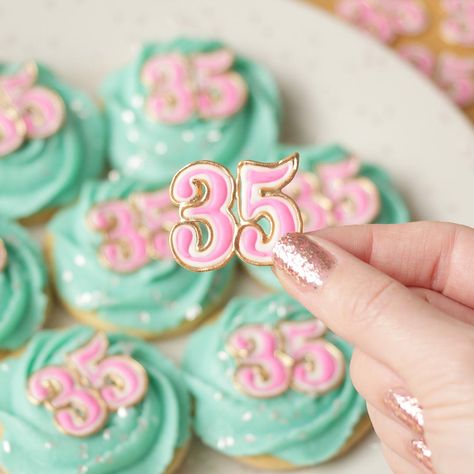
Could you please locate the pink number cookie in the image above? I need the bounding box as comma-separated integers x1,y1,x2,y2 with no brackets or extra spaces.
441,0,474,47
438,53,474,107
336,0,428,44
318,157,380,226
236,155,302,265
28,333,148,437
227,320,344,398
141,49,247,124
0,62,65,157
169,155,302,271
0,239,7,272
88,189,179,273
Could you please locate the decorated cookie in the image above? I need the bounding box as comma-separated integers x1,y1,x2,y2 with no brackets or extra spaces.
0,326,191,473
246,144,410,290
46,177,236,338
0,216,48,352
101,38,280,183
0,61,106,223
182,293,369,469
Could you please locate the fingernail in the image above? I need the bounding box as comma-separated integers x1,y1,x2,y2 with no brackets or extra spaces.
384,389,424,435
411,439,434,472
272,233,336,291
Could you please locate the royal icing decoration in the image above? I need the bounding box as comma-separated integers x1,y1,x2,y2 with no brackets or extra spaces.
28,333,148,437
141,49,247,124
438,53,474,107
336,0,428,43
169,154,302,271
284,157,380,232
0,239,7,272
0,62,65,157
88,188,179,273
441,0,474,47
227,320,345,398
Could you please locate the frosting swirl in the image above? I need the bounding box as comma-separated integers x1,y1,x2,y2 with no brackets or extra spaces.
0,326,191,473
47,178,236,336
0,216,47,350
182,293,367,466
0,62,106,220
247,143,410,289
101,38,281,183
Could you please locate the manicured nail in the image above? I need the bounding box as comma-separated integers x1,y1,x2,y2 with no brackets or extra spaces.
272,233,336,291
411,439,434,472
384,389,424,435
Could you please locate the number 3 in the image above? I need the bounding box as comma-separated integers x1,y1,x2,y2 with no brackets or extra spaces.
169,154,303,271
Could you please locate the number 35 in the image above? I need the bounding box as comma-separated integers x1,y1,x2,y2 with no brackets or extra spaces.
169,154,303,271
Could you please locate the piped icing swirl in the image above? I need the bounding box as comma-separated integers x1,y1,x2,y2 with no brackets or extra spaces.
247,143,410,290
0,62,106,220
0,326,191,473
47,177,236,336
101,38,281,183
182,293,367,466
0,216,47,350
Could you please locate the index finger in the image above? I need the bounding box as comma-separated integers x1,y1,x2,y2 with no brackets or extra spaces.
314,221,474,309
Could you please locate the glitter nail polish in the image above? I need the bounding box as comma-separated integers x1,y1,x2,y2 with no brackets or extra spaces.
384,389,424,435
272,233,336,291
411,439,434,472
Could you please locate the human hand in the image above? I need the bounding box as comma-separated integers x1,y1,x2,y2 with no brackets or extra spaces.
272,222,474,474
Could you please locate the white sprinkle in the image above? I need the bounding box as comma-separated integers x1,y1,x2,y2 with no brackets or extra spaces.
154,142,168,155
118,407,128,418
139,311,151,323
2,440,11,453
121,110,136,124
78,466,88,474
102,429,111,441
242,411,253,422
131,95,144,108
244,433,256,443
276,305,288,318
44,441,53,449
181,130,194,142
207,129,222,143
70,99,84,112
216,438,227,449
107,170,121,182
75,292,92,306
225,436,235,447
268,302,277,313
62,270,74,282
127,129,140,143
185,304,202,321
126,155,144,170
217,351,229,361
0,363,9,372
213,391,223,401
74,255,86,267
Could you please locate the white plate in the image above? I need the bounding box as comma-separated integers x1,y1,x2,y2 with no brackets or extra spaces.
3,0,474,473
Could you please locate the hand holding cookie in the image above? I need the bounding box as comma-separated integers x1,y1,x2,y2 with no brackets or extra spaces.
272,222,474,473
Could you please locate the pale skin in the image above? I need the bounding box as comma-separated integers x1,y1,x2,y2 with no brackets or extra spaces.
273,222,474,474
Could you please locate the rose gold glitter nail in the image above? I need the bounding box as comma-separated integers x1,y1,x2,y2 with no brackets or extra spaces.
384,389,424,435
272,233,336,291
411,439,434,472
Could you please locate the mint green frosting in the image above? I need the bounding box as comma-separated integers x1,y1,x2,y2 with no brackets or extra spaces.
0,62,106,220
247,144,411,290
182,293,367,466
48,178,236,335
0,326,191,473
101,38,281,183
0,216,47,350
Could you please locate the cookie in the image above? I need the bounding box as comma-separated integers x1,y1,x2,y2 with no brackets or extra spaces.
46,178,236,338
0,216,48,353
0,61,106,222
182,293,370,469
0,326,191,473
101,37,280,183
246,143,410,290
